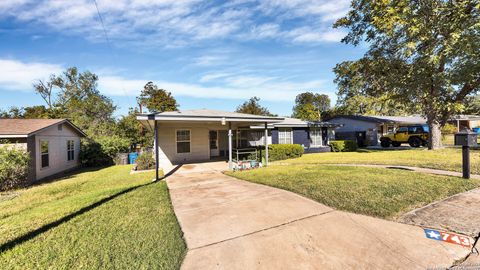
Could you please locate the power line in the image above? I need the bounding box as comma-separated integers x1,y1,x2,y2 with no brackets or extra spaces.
92,0,113,51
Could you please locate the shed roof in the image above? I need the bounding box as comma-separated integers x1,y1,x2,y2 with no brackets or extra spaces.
0,119,86,138
137,109,284,123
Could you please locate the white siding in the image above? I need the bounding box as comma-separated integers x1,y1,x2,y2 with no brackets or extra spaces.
35,123,81,180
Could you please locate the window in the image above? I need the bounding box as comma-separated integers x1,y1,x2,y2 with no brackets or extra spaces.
40,141,49,168
58,124,63,131
397,126,408,133
67,140,75,161
176,130,191,153
310,128,323,147
278,128,292,144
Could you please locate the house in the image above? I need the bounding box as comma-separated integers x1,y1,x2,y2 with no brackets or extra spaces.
0,119,86,183
448,115,480,131
136,109,340,179
327,115,426,146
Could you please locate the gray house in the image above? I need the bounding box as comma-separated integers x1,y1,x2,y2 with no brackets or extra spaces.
0,119,86,183
327,115,426,146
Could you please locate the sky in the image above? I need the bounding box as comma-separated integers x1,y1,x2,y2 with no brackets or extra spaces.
0,0,365,117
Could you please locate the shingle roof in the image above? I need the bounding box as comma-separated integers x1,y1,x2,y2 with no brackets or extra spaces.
0,119,86,137
137,109,284,122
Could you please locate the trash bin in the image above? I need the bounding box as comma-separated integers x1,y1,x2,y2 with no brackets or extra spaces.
116,153,129,165
128,152,138,164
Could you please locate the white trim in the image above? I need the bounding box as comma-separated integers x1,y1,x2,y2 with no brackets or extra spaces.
0,135,28,138
175,129,191,154
40,140,50,169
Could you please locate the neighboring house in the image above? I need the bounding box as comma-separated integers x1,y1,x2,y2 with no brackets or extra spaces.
136,109,341,178
448,115,480,131
0,119,86,183
327,115,426,146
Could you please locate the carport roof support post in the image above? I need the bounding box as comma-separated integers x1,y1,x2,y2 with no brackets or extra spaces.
265,122,268,167
228,122,233,170
154,120,159,181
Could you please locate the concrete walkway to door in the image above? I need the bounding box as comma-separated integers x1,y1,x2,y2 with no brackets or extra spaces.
166,162,471,270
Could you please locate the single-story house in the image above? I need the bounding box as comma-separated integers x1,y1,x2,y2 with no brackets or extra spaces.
448,115,480,131
0,119,86,183
326,115,426,146
136,109,340,179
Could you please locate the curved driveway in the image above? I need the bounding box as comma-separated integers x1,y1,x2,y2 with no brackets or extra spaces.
166,162,471,270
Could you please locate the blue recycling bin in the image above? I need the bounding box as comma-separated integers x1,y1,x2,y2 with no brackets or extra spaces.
128,152,138,164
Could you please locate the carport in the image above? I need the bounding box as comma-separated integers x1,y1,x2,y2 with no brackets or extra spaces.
137,109,284,181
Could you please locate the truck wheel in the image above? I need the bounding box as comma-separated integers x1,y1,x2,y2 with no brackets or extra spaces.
408,137,421,148
392,142,401,147
380,140,391,148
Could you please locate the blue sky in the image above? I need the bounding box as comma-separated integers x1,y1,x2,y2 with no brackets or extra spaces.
0,0,365,117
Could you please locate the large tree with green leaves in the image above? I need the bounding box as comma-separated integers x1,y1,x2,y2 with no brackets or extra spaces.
235,96,275,116
292,92,331,121
117,107,153,148
335,0,480,149
33,67,117,137
137,82,178,113
334,61,418,116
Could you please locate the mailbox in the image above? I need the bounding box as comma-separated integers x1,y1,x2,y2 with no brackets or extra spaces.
454,130,478,147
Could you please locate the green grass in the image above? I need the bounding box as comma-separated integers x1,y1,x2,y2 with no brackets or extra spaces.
227,165,480,219
278,148,480,174
0,166,186,269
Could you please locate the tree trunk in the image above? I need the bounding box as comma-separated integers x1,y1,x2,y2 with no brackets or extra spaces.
427,116,442,150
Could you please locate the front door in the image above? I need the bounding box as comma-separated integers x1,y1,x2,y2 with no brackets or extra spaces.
355,131,366,147
209,130,219,157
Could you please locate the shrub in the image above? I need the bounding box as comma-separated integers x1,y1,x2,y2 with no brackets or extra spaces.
442,123,457,135
329,140,358,152
0,146,30,191
135,153,156,170
80,136,131,167
254,144,304,162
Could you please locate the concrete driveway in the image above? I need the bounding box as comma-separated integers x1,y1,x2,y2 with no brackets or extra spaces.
166,162,471,270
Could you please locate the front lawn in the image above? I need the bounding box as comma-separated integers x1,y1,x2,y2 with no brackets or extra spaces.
280,148,480,174
0,166,186,269
226,165,480,219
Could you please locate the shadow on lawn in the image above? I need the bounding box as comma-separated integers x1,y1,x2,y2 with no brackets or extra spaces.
0,182,153,253
0,165,182,253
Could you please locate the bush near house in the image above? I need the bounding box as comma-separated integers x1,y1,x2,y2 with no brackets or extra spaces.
80,136,131,167
0,146,30,191
135,152,156,170
329,140,358,152
254,144,304,162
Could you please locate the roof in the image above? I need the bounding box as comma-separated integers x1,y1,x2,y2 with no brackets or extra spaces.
0,119,86,138
251,117,342,129
450,115,480,121
327,115,426,124
137,109,284,123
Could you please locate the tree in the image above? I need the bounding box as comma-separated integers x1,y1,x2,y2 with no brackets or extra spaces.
235,97,275,116
463,95,480,115
334,61,418,116
137,82,178,113
117,107,153,148
0,107,24,118
33,67,117,137
292,92,330,121
335,0,480,149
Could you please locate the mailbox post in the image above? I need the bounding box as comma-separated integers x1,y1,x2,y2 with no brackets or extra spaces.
454,130,478,179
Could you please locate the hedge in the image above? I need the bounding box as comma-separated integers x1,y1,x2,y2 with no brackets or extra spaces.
253,144,304,162
0,146,30,191
329,140,358,152
135,152,156,170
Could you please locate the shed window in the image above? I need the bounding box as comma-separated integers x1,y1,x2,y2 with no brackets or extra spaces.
40,140,49,168
176,130,191,153
310,128,322,147
67,140,75,161
278,128,292,144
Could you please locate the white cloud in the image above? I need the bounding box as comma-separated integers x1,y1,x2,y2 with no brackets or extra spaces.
0,0,350,46
0,59,62,91
97,72,327,102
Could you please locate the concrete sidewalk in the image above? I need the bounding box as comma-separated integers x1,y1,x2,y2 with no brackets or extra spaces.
167,162,472,270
